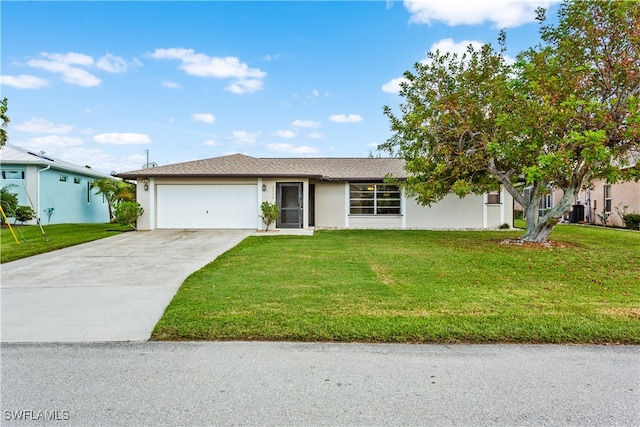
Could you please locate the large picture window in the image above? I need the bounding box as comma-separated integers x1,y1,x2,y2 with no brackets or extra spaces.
350,183,401,215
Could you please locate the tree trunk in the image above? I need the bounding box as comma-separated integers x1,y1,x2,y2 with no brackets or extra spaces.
521,184,580,243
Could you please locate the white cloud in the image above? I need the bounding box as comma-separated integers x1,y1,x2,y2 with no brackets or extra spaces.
192,113,216,124
381,77,408,94
427,38,484,58
403,0,558,28
264,53,282,62
309,132,324,139
96,53,135,73
26,52,101,87
161,80,181,89
203,140,221,146
149,48,266,94
0,74,48,89
15,117,74,134
267,143,319,156
274,130,296,138
292,119,321,128
312,89,319,97
24,135,83,148
233,131,259,145
93,132,151,145
382,38,488,95
225,78,264,94
329,114,363,123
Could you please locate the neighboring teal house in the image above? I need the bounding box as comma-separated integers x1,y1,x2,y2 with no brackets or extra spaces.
0,144,114,225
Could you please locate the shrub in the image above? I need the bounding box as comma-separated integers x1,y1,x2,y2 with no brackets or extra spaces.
0,186,18,225
260,201,279,231
113,201,144,229
14,205,36,224
622,213,640,230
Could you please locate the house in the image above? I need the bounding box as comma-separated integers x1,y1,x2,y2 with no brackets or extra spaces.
552,177,640,227
118,154,513,231
0,144,113,225
546,157,640,226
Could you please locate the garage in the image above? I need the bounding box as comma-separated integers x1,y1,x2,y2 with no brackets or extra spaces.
156,184,258,229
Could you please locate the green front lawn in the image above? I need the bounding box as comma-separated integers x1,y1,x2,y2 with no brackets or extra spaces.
1,223,129,263
153,225,640,343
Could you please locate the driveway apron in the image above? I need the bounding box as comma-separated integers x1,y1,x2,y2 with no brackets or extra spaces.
0,229,252,342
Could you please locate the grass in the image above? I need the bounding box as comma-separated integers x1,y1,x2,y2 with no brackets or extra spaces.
1,223,130,263
153,225,640,344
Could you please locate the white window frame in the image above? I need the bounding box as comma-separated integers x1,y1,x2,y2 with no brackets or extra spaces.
604,184,612,213
349,183,401,216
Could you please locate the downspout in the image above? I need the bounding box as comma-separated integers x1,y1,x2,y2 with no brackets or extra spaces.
36,164,50,229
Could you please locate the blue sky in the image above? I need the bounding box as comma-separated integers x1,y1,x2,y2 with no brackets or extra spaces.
1,0,560,174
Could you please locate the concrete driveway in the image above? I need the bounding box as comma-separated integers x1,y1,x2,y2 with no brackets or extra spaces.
1,229,253,342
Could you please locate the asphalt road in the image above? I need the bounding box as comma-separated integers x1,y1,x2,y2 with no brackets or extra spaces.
1,342,638,426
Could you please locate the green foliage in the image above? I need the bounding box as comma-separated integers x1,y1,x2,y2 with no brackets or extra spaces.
596,209,610,226
113,201,143,229
14,205,36,224
0,186,18,224
0,97,9,147
382,1,640,243
259,201,279,231
622,213,640,230
92,178,136,221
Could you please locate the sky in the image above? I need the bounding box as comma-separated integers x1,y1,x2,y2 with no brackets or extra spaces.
1,0,560,174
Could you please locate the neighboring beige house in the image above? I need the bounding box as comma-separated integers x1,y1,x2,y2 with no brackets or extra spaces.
551,176,640,227
118,154,513,231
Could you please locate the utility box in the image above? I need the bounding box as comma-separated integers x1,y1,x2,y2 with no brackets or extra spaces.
570,204,585,223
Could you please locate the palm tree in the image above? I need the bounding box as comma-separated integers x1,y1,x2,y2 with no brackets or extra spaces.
92,178,136,222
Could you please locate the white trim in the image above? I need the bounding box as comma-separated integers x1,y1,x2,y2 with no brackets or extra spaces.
148,178,156,230
401,189,407,229
500,186,505,226
257,178,263,229
344,183,350,228
482,193,488,229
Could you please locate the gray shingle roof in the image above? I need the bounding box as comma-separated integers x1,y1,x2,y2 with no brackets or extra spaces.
118,154,407,181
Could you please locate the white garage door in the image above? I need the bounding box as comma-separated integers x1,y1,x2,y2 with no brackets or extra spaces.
157,184,258,229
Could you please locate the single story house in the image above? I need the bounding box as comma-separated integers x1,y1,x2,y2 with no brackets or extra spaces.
552,176,639,226
0,144,113,225
118,154,512,231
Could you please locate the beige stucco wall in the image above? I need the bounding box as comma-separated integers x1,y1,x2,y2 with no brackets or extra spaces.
313,181,346,228
583,179,639,226
405,194,484,229
135,177,515,230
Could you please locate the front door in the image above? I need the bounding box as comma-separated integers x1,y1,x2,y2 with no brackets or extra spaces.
276,183,302,228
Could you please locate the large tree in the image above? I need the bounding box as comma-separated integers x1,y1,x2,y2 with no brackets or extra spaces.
382,0,640,242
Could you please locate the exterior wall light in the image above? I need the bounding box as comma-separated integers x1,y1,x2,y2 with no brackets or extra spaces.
142,178,150,191
262,184,267,191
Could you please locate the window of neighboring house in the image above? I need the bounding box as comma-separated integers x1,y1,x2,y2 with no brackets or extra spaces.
59,175,68,182
74,177,82,184
486,192,500,204
87,182,92,203
604,184,612,213
350,183,401,215
1,170,24,179
523,186,553,217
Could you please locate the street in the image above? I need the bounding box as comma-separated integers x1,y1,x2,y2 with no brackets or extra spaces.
1,342,638,426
